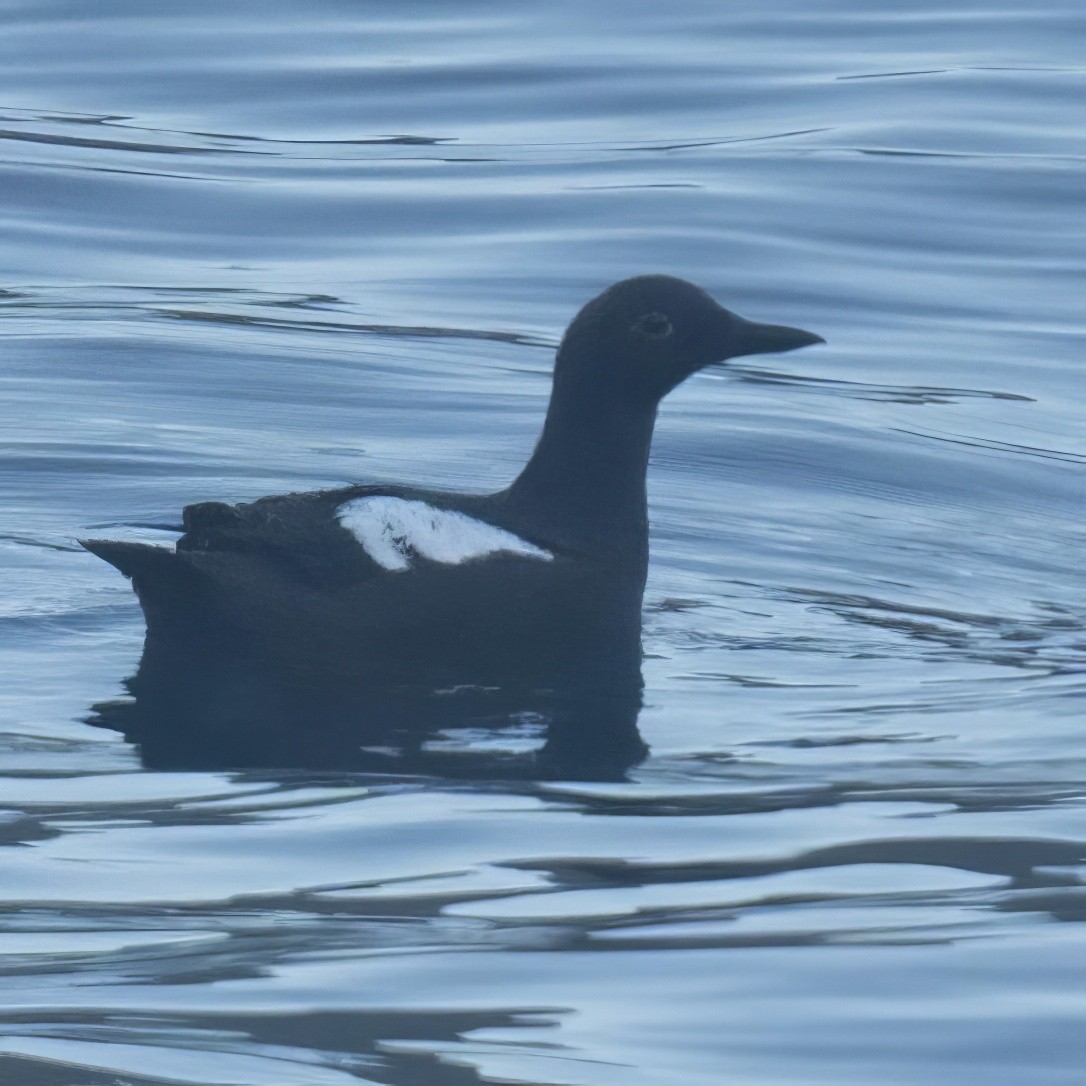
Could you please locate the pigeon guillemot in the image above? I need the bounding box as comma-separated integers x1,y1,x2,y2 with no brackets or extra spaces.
82,276,821,776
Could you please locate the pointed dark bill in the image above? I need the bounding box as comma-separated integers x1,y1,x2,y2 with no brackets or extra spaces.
732,317,824,358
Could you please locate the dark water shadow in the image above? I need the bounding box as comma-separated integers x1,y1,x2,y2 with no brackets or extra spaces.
731,363,1034,405
88,646,648,784
0,1006,560,1086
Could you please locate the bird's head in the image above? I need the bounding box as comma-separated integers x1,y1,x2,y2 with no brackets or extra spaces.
555,275,823,404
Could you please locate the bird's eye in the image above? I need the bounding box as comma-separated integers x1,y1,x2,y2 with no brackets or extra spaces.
632,312,673,339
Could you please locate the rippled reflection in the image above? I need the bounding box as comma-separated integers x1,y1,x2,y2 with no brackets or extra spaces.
88,655,648,780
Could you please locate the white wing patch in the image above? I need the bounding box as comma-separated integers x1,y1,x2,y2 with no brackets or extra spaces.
336,496,553,572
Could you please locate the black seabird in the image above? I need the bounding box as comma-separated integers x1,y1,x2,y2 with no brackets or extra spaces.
83,276,822,777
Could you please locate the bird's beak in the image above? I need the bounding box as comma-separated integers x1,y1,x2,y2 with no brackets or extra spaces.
731,317,824,359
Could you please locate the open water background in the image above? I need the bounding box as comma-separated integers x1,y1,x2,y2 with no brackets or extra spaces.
1,1,1085,1082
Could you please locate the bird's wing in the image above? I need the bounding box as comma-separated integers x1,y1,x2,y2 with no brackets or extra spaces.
170,483,562,589
174,484,393,586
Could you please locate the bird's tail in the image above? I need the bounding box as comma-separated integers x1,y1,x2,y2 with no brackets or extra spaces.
80,538,215,628
80,539,185,581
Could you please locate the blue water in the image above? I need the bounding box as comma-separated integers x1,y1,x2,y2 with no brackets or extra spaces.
2,1,1085,1083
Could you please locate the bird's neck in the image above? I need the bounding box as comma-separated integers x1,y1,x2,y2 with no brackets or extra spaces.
504,377,657,569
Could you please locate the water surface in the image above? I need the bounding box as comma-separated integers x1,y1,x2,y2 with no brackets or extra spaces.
1,1,1084,1083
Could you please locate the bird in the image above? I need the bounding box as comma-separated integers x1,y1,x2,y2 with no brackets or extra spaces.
82,275,822,776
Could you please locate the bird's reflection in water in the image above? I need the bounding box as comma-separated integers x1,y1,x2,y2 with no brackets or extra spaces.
88,635,648,782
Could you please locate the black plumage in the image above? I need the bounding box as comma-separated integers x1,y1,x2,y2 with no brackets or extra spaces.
83,275,822,777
